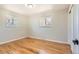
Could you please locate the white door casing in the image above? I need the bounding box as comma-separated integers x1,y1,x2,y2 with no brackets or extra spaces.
68,4,79,54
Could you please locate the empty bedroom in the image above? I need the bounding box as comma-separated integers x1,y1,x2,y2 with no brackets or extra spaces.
0,4,78,54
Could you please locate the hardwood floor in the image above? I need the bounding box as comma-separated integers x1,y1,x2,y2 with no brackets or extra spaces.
0,37,72,54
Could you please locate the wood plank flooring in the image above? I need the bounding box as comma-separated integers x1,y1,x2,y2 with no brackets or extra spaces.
0,37,72,54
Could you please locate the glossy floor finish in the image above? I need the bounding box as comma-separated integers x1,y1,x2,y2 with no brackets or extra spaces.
0,37,72,54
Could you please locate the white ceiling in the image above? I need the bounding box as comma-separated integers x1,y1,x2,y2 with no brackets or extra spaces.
0,4,69,15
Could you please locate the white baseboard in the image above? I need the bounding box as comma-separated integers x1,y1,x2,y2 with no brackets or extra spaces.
0,36,69,45
0,36,27,45
29,36,69,45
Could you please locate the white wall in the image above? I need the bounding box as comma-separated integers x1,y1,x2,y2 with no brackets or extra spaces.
0,8,29,43
29,10,68,43
0,8,68,44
